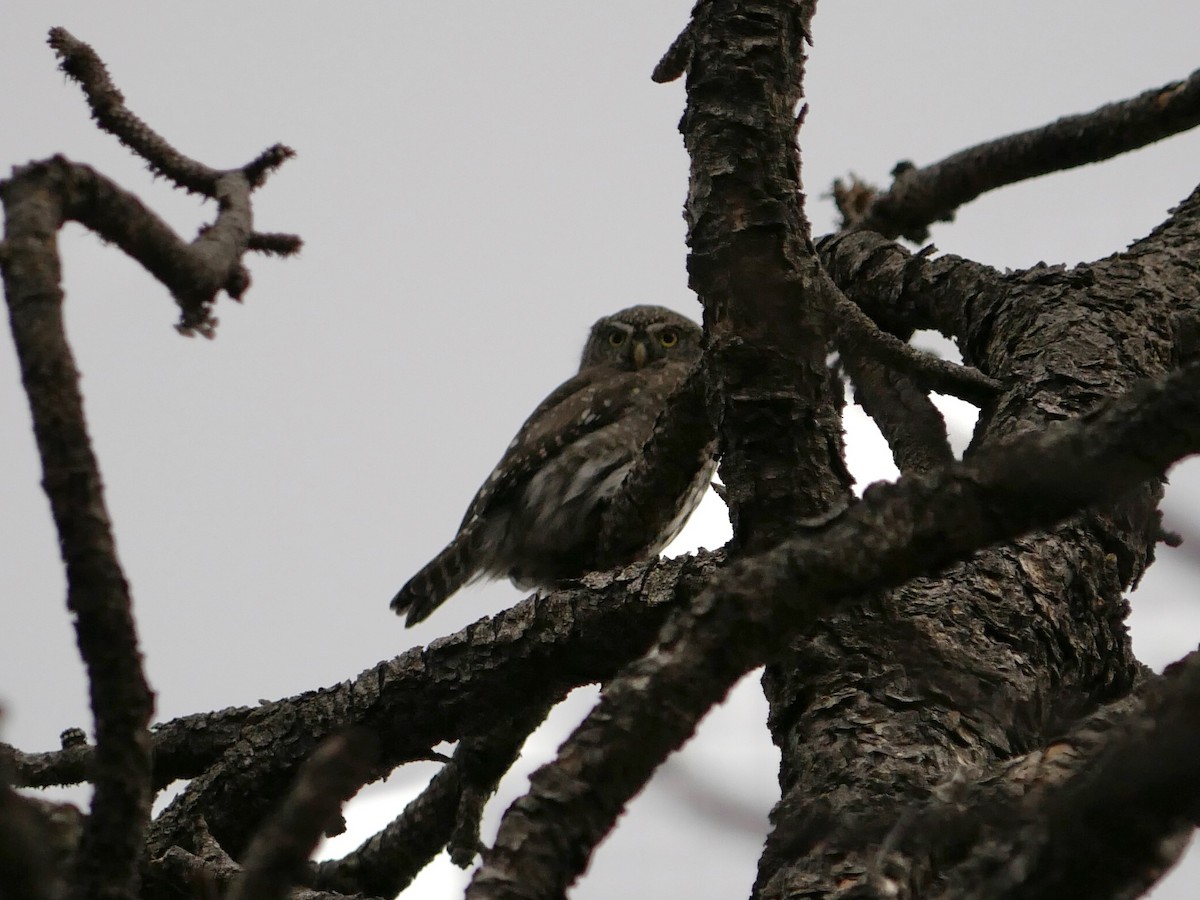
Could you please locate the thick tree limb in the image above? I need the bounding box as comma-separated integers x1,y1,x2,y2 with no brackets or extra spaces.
143,554,718,868
909,652,1200,899
466,357,1200,900
679,0,844,559
840,66,1200,242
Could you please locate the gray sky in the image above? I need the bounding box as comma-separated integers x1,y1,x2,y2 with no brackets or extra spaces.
2,3,1199,898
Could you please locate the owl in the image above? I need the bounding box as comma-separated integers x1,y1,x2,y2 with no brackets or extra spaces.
391,304,715,626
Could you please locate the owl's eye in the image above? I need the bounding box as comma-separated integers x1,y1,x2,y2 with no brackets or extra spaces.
608,331,627,346
658,329,679,348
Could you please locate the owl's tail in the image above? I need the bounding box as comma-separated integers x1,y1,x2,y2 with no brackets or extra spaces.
390,531,478,626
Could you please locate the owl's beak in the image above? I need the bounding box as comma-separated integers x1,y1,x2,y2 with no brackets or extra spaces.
632,340,649,369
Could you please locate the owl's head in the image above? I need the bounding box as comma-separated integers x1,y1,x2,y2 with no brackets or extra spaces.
580,305,703,372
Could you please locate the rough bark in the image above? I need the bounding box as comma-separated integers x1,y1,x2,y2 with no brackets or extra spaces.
7,12,1200,900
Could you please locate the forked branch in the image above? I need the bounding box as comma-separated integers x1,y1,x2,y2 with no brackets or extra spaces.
0,27,300,900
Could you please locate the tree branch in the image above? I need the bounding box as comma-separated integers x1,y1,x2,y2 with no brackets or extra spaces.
149,816,382,900
834,291,1002,405
466,356,1200,900
841,66,1200,242
48,28,293,199
312,703,550,897
842,354,954,475
914,653,1200,899
2,157,154,900
144,553,717,865
228,731,378,900
4,706,261,791
41,28,300,335
681,0,843,557
0,28,303,900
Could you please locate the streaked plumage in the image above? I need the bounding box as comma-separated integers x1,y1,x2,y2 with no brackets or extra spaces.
390,305,714,626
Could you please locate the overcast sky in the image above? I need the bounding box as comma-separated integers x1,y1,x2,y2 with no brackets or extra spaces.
3,3,1200,898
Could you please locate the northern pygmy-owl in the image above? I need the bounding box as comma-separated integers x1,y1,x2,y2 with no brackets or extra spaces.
391,304,714,626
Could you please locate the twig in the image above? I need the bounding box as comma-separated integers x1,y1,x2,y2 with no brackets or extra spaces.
228,731,379,900
651,24,693,83
466,357,1200,900
841,66,1200,242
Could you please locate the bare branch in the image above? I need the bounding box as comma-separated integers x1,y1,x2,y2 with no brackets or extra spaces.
151,816,384,900
249,232,305,257
5,707,261,792
144,554,716,866
651,24,692,84
0,29,307,900
37,28,303,334
843,66,1200,242
313,704,550,897
47,28,294,199
2,162,154,900
834,291,1002,406
228,731,379,900
842,354,954,475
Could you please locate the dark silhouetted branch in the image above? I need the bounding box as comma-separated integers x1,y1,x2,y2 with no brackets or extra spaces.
0,28,304,900
150,815,381,900
313,704,550,897
843,354,954,475
834,291,1002,406
5,706,260,791
228,731,379,900
48,29,295,200
651,24,693,83
41,28,301,335
144,553,717,866
2,158,154,900
840,66,1200,242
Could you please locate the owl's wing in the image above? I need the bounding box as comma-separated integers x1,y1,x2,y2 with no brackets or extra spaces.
456,365,646,530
